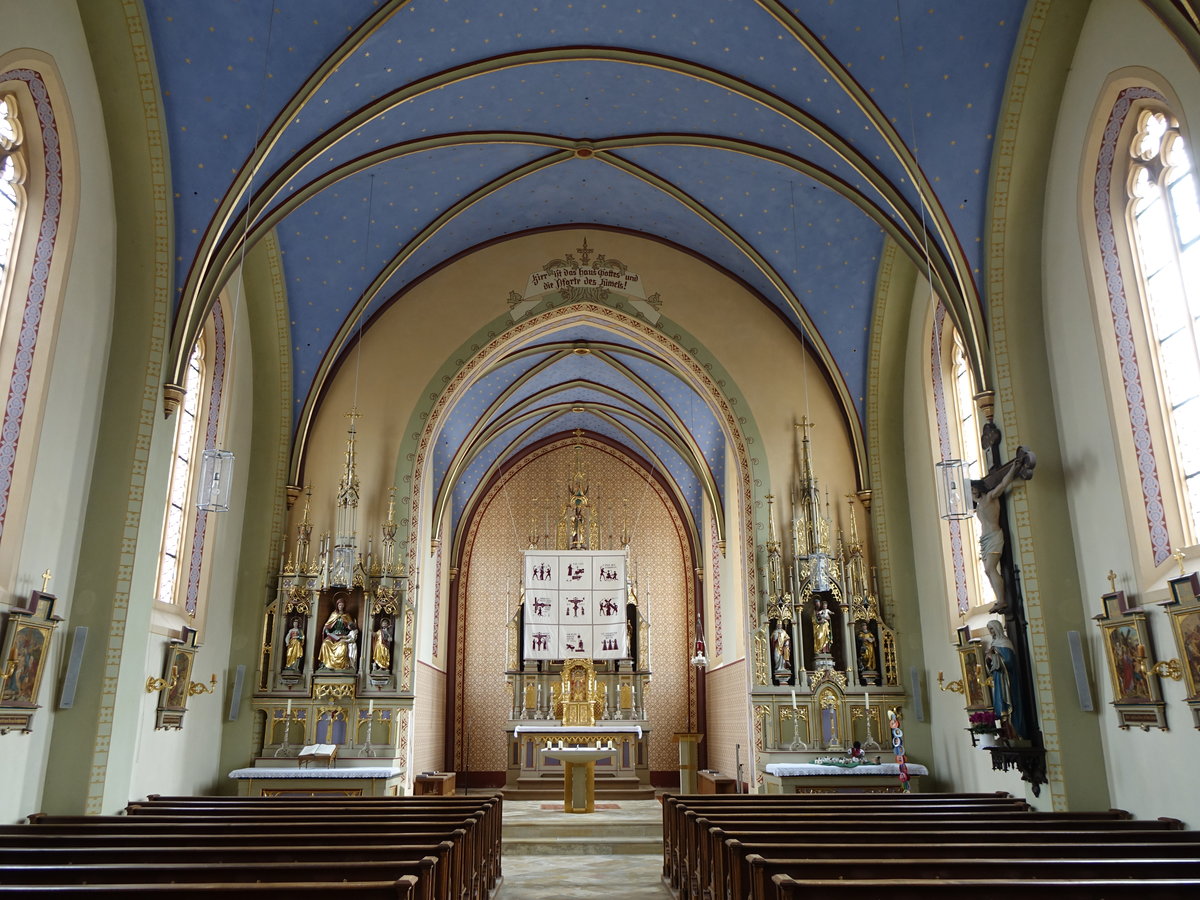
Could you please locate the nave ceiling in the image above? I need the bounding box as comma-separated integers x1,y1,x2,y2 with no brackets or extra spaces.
142,0,1029,535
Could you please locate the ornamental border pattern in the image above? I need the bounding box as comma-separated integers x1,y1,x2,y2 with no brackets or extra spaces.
0,69,61,540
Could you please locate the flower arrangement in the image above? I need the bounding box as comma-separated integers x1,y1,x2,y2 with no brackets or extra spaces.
968,711,998,734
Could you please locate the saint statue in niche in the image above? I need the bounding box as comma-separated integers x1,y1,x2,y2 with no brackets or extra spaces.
812,600,834,655
318,596,359,671
856,622,877,672
283,617,305,671
372,617,393,671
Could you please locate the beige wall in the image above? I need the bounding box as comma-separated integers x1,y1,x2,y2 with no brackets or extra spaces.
1043,0,1200,823
0,0,114,822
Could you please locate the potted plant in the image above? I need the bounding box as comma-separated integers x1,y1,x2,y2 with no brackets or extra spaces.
967,711,999,748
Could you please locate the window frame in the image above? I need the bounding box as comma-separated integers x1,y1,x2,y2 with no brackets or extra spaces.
1087,83,1200,584
1123,107,1200,544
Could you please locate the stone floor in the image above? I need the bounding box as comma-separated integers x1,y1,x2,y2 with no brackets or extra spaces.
497,854,670,898
496,799,671,897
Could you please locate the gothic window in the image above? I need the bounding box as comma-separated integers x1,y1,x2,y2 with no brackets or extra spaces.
156,340,204,608
932,306,989,620
1126,109,1200,539
0,93,25,301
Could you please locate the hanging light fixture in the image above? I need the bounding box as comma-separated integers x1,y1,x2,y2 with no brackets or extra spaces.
197,448,235,513
691,613,708,668
935,458,973,520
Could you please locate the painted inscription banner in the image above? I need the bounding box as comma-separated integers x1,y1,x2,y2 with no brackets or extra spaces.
523,551,627,661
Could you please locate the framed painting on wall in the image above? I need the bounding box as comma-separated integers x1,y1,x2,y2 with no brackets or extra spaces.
1161,570,1200,729
1094,590,1167,731
0,588,62,734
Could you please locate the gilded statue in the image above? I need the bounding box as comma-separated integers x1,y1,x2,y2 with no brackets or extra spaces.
318,596,359,671
283,617,305,671
372,616,393,671
856,621,877,671
812,599,833,655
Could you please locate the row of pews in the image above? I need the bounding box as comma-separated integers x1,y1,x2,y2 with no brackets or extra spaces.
662,790,1200,900
0,793,503,898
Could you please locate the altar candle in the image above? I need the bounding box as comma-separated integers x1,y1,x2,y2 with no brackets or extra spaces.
864,690,870,710
790,689,797,708
286,698,292,716
368,699,375,716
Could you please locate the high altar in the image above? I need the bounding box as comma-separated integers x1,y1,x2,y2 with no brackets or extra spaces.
502,451,655,797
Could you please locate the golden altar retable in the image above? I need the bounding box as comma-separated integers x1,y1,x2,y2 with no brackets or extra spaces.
551,658,606,727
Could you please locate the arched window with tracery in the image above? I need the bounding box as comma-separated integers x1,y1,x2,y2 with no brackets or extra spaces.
1126,109,1200,539
931,303,991,622
156,339,204,610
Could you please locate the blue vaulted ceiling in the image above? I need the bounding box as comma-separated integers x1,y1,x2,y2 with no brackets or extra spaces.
145,0,1028,537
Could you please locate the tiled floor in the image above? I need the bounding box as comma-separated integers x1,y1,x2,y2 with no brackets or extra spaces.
497,854,670,898
497,799,671,897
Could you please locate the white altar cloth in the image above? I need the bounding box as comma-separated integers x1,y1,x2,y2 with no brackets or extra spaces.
229,767,403,779
514,724,642,737
764,762,928,777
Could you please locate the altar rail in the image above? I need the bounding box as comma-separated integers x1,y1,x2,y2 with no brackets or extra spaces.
661,792,1200,900
0,795,502,900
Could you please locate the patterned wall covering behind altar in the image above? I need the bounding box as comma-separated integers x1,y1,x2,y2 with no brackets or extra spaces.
454,437,695,775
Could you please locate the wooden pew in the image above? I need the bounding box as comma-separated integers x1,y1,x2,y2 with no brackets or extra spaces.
122,798,504,893
672,807,1160,892
659,792,1033,883
0,858,442,900
717,836,1200,900
745,854,1200,900
771,875,1200,899
12,817,485,900
0,880,421,898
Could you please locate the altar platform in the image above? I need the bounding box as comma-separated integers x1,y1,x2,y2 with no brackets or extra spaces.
504,724,655,801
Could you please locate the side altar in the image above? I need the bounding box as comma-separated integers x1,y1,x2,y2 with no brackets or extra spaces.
238,419,415,796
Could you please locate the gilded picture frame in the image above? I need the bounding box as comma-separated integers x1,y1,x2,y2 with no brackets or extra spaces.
153,634,197,731
0,618,53,708
1094,590,1167,730
958,641,989,711
0,589,61,734
1160,571,1200,728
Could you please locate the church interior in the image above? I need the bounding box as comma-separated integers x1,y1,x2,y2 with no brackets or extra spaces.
4,0,1200,864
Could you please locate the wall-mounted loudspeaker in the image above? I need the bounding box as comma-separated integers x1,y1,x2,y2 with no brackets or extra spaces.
1067,630,1094,712
909,665,925,721
58,626,88,709
227,664,246,721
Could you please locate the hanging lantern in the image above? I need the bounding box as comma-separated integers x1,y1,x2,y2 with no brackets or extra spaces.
691,614,708,668
935,458,974,520
197,448,235,512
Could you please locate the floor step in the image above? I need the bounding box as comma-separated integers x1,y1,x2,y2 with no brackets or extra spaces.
503,835,664,855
